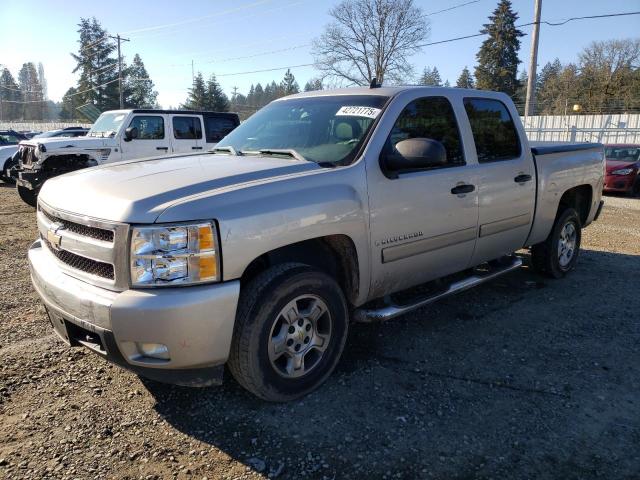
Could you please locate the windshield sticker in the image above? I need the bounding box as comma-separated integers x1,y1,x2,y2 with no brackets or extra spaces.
336,106,382,119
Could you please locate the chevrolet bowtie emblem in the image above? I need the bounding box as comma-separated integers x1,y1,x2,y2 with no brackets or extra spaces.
47,222,64,251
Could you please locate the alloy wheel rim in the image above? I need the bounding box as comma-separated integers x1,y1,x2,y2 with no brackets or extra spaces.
268,295,332,379
558,222,577,268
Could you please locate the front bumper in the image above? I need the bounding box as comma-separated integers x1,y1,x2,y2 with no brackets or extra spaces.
28,239,240,386
604,175,636,193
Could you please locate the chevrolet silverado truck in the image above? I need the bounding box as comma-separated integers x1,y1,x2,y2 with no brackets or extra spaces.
28,86,605,401
12,109,240,206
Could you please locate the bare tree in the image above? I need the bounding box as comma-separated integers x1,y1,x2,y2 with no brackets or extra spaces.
312,0,429,86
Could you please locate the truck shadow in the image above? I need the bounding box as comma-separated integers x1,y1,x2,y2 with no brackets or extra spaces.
143,248,640,478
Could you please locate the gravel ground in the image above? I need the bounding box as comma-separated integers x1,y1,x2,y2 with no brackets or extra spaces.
0,183,639,480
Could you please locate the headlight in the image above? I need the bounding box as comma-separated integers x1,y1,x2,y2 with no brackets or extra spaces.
611,168,633,175
130,222,219,287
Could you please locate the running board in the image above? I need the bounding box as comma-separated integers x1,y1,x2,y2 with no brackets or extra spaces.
353,257,523,323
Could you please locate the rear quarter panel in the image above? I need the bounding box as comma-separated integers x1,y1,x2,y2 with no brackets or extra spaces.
526,145,604,246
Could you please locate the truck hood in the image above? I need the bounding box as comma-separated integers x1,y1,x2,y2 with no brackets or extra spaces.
22,136,111,150
39,153,320,223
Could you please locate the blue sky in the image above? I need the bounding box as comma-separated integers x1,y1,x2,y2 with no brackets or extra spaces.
1,0,639,108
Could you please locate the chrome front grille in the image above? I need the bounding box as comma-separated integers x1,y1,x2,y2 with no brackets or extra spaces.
39,207,114,243
37,201,130,291
42,238,115,279
19,145,37,167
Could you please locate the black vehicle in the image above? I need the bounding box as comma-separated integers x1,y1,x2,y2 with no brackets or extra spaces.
32,127,89,139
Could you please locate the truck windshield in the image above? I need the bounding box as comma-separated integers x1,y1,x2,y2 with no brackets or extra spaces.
88,112,128,138
217,95,388,165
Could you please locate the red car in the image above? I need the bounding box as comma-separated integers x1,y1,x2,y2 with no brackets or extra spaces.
604,144,640,196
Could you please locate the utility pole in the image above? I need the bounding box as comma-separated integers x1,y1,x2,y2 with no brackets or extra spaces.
191,60,195,85
109,34,130,109
524,0,542,117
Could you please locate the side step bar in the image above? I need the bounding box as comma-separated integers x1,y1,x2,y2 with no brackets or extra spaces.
353,256,523,323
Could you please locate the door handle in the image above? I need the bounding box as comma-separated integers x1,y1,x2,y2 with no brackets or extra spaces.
156,146,169,151
514,174,532,183
451,184,475,195
192,146,203,150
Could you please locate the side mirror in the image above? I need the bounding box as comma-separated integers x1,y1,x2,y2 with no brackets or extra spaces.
384,138,447,173
124,127,138,142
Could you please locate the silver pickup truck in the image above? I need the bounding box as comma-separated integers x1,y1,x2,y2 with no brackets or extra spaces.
28,86,605,401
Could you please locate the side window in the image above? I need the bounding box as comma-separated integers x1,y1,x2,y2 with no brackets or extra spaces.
385,96,465,169
173,116,203,140
463,98,521,162
204,116,237,143
129,116,165,140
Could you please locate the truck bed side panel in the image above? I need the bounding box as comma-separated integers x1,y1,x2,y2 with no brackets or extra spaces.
526,145,604,246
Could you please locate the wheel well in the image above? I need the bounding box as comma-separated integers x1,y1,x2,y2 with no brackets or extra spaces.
241,235,360,305
558,185,592,225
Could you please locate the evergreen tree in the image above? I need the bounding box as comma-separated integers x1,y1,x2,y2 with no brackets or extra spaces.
418,67,442,86
444,79,451,87
59,87,81,119
253,83,264,106
71,17,119,111
281,69,300,96
514,70,528,114
18,62,44,120
0,67,22,120
183,73,207,109
124,54,158,108
474,0,524,97
304,78,323,91
456,66,475,88
205,74,229,112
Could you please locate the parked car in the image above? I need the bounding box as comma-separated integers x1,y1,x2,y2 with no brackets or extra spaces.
603,144,640,196
19,130,42,139
0,129,29,183
32,127,89,139
28,86,604,401
11,109,240,206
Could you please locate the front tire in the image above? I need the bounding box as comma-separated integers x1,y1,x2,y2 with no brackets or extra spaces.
17,184,38,207
531,207,582,279
228,263,349,402
1,157,18,184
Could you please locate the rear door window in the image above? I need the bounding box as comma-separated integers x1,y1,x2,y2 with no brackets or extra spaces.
204,116,238,143
173,116,203,140
463,98,521,162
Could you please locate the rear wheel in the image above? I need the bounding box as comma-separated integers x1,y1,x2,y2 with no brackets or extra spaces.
228,263,349,402
17,184,38,207
531,208,582,279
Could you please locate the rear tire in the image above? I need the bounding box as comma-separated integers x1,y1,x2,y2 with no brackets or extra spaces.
531,207,581,279
17,184,38,207
228,263,349,402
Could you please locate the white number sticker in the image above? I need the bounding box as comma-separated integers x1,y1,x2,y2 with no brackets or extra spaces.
336,106,381,119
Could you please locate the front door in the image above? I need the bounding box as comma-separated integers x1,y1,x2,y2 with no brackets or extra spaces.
170,115,203,154
120,114,169,160
366,95,480,299
462,97,536,265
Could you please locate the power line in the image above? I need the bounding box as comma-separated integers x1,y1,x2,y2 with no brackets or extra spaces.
122,0,272,35
424,0,481,17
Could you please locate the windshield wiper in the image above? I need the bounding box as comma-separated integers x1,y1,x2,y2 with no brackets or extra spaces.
257,149,307,162
211,146,240,156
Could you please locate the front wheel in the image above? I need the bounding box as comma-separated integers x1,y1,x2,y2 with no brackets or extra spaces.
228,263,349,402
1,157,18,184
17,184,38,207
531,207,582,279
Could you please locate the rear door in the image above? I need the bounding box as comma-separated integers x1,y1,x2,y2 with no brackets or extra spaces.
120,114,169,160
463,97,536,265
170,115,203,154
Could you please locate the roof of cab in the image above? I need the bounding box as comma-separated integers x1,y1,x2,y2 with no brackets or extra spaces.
277,85,481,101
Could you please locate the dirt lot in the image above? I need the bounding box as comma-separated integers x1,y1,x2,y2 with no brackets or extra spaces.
0,183,638,480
